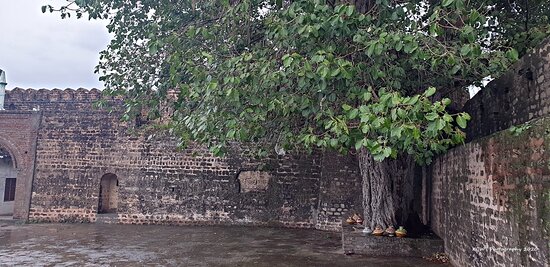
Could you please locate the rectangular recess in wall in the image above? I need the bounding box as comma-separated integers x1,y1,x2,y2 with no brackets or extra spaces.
3,178,16,202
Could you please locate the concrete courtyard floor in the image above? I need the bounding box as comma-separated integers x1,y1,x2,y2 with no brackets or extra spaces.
0,223,448,266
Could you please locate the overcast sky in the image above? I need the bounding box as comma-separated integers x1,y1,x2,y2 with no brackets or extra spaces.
0,0,110,89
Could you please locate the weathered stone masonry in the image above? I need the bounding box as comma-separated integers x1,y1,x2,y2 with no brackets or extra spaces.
1,38,549,267
429,38,550,266
0,88,362,231
463,39,550,141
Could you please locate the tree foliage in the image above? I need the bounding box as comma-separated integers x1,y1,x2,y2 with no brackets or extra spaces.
479,0,550,56
45,0,547,164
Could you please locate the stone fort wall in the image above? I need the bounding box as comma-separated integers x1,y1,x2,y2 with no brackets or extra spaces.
429,39,550,266
462,39,550,141
3,38,550,267
3,88,362,231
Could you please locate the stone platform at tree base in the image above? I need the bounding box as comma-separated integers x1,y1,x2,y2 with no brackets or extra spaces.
342,224,444,257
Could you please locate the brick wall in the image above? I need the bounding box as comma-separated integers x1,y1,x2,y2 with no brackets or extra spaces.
463,39,550,141
429,38,550,266
3,88,362,230
316,152,362,231
6,37,549,265
430,117,550,266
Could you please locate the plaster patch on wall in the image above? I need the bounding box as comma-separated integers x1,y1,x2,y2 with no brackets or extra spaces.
237,171,270,193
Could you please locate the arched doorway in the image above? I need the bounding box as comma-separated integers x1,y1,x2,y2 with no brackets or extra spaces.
0,112,40,221
98,173,118,214
0,147,17,216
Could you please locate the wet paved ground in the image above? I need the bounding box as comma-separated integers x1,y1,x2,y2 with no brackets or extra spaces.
0,223,447,266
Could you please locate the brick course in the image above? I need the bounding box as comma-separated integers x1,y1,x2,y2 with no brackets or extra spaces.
430,117,550,266
463,39,550,141
429,38,550,266
3,36,549,267
1,88,362,231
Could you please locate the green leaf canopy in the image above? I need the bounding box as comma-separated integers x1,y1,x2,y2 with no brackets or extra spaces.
47,0,548,164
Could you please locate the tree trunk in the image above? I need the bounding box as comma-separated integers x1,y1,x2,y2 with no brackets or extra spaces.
358,148,415,230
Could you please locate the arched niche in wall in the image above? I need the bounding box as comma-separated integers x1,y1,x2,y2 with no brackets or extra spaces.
98,173,119,214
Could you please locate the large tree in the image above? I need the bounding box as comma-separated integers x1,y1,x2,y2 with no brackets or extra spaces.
46,0,547,229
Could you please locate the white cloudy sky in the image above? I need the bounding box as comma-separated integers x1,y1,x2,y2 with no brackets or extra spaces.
0,0,110,89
